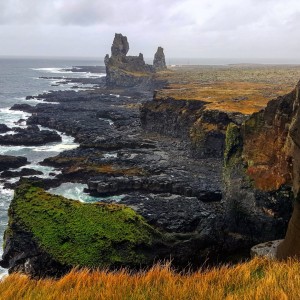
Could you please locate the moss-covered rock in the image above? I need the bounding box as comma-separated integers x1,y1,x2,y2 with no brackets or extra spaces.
1,184,162,277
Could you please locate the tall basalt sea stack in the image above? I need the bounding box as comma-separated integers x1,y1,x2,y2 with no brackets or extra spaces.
153,47,167,71
104,33,167,87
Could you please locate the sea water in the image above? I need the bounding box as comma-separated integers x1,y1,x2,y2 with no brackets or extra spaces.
0,57,104,278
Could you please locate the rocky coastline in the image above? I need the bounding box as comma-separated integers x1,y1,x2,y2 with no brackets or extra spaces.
0,34,297,278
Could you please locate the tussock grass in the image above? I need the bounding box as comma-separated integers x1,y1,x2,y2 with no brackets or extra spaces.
156,65,300,114
0,257,299,299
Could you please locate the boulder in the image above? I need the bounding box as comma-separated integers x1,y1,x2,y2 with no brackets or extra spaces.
0,155,28,171
1,168,43,178
0,124,10,133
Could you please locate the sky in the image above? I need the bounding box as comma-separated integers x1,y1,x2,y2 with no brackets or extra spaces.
1,0,300,62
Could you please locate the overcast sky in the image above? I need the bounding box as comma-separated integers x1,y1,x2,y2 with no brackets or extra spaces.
1,0,300,62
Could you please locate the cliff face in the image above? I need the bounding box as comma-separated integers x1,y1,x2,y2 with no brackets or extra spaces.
104,33,166,88
223,84,300,245
141,96,246,158
141,84,296,245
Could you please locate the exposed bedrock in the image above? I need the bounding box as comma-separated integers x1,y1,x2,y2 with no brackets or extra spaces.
153,47,167,71
223,84,300,251
104,33,167,88
141,97,246,158
0,124,10,133
88,175,222,202
0,125,61,146
0,155,28,171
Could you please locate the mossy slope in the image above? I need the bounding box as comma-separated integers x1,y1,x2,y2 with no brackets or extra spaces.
8,184,161,268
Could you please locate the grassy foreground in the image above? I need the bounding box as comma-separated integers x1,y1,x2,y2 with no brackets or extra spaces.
0,257,299,299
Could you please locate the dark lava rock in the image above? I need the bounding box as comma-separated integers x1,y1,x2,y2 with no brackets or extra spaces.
120,193,217,233
88,175,222,202
0,124,10,133
10,103,36,113
0,125,61,146
104,33,166,88
111,33,129,57
0,155,28,171
1,168,43,178
153,47,167,71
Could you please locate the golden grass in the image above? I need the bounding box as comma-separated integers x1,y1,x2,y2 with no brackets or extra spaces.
1,257,300,299
155,65,300,114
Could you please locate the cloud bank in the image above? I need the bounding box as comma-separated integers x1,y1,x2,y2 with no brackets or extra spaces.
1,0,300,61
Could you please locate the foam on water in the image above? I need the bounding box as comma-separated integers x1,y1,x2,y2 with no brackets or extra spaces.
49,182,125,203
31,67,75,74
103,153,118,158
99,118,114,126
32,68,106,79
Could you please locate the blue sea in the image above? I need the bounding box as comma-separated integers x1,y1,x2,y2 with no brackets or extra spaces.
0,57,106,278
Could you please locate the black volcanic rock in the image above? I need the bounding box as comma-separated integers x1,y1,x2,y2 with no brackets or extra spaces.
104,33,167,88
0,125,61,146
153,47,167,71
1,168,43,178
0,124,10,133
10,103,36,113
0,155,28,171
111,33,129,57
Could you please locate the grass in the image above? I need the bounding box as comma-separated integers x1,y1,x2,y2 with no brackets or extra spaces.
0,257,299,299
156,65,300,114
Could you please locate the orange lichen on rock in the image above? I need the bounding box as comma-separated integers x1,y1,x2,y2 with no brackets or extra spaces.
241,94,294,191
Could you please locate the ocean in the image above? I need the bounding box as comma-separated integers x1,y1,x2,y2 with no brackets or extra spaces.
0,57,105,278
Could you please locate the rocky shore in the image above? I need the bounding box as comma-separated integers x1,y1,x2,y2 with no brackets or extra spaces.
1,34,298,278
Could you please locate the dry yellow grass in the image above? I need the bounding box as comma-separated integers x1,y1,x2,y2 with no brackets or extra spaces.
155,65,300,114
1,257,300,299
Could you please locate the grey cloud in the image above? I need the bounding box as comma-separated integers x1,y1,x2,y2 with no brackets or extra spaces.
1,0,300,60
0,0,184,26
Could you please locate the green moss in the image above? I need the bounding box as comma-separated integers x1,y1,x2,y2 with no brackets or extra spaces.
243,112,265,136
224,123,243,167
9,184,162,268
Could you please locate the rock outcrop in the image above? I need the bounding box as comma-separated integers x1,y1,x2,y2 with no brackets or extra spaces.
0,125,61,146
0,155,28,171
104,33,166,87
223,83,300,255
141,97,246,158
0,124,10,133
153,47,167,71
0,184,163,277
